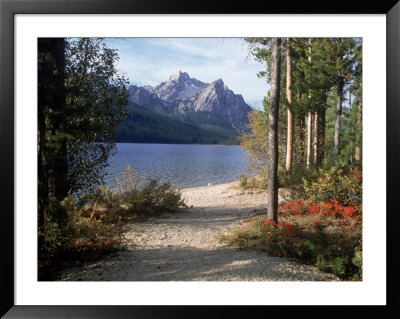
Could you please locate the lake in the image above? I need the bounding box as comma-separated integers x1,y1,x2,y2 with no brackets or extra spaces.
104,143,249,189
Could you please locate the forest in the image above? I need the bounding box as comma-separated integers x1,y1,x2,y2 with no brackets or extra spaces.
221,37,363,280
114,101,238,144
241,38,362,174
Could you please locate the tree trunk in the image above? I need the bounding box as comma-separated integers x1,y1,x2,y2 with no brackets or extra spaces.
285,38,294,172
38,39,50,233
313,110,319,166
349,87,353,166
306,111,313,168
267,38,281,223
306,38,313,169
297,92,305,164
38,91,48,234
333,79,344,166
317,104,326,165
355,82,362,162
51,38,69,201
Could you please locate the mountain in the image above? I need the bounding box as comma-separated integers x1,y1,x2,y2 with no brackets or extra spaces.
127,71,252,131
148,71,208,100
127,85,169,114
175,78,252,130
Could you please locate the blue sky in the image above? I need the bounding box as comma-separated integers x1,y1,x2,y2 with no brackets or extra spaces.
105,38,269,109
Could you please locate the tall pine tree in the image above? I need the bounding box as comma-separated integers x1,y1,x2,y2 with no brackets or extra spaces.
38,38,129,228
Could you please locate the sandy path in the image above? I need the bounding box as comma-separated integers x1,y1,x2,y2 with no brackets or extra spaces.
57,182,339,281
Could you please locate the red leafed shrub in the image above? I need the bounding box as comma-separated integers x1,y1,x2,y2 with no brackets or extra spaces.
284,223,301,236
309,204,320,214
280,200,360,219
349,168,362,183
342,206,357,217
321,201,333,215
221,201,362,280
80,209,105,219
281,200,304,215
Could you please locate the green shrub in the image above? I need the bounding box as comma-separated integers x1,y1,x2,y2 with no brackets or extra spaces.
236,171,268,190
77,186,123,223
78,165,187,220
63,208,125,260
258,169,269,189
279,164,320,188
352,250,362,268
327,257,348,276
302,167,362,205
238,174,248,189
39,195,125,275
38,196,75,264
351,250,363,280
115,165,186,218
306,223,331,265
121,178,186,218
38,214,63,263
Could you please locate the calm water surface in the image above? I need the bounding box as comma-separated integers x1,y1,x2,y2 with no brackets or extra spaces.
104,143,249,189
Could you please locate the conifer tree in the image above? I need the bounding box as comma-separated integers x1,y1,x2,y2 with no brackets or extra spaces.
329,38,357,166
38,38,66,231
353,42,363,163
38,38,129,227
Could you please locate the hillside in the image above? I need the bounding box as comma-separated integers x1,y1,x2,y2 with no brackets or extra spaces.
114,102,238,144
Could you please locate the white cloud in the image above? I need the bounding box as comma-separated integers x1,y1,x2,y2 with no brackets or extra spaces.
108,38,270,102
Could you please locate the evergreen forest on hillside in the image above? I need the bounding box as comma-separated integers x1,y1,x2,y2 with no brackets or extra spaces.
114,102,238,144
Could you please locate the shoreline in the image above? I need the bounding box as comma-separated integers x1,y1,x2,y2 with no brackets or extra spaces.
114,141,240,146
180,180,240,191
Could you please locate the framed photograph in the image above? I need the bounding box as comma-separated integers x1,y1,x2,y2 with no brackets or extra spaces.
1,0,399,318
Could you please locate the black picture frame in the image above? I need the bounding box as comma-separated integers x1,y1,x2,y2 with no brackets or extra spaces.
1,0,399,318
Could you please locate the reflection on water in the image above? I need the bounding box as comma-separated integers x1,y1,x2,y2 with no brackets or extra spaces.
104,143,249,189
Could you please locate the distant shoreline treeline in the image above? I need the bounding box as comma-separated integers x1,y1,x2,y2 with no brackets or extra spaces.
114,102,239,145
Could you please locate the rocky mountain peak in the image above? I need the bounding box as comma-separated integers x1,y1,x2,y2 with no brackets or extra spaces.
151,71,208,100
212,78,224,85
170,70,190,82
128,71,252,131
210,78,228,91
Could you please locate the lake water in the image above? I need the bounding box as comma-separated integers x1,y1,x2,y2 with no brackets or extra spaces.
104,143,249,189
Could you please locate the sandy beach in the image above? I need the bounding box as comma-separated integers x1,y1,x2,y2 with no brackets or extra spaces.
56,181,339,281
